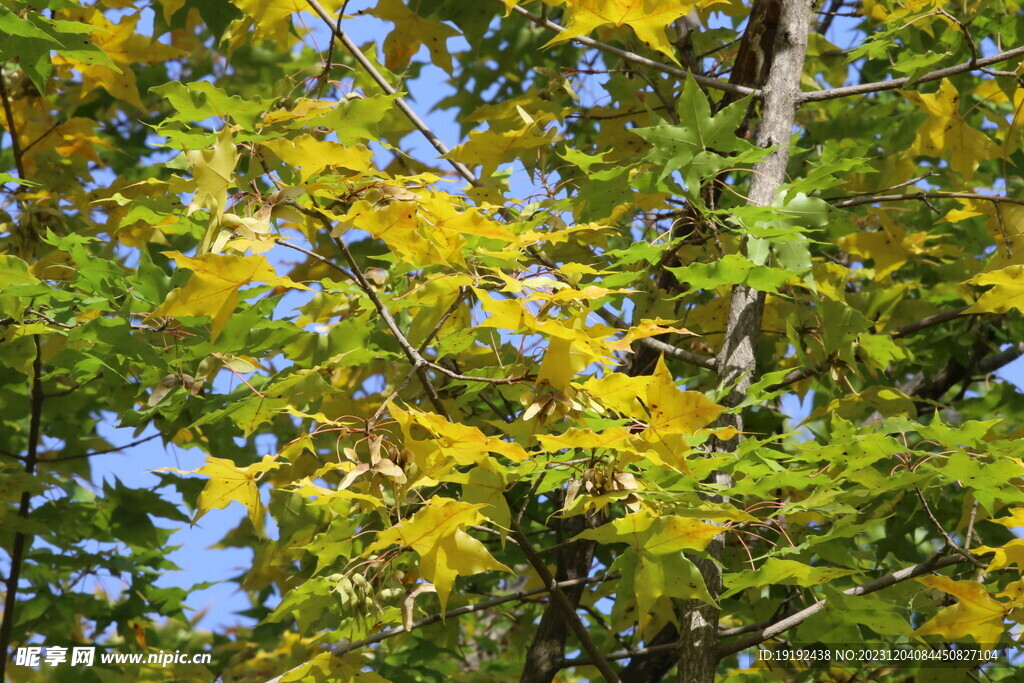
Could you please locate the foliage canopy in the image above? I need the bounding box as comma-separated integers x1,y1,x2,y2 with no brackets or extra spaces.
2,0,1024,681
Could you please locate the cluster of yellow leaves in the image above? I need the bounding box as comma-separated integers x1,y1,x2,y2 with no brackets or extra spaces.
227,0,348,49
53,8,185,110
332,191,521,267
967,265,1024,314
262,136,374,182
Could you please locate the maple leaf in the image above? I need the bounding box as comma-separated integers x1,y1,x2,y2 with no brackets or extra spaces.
367,498,511,611
368,0,461,74
966,265,1024,314
445,121,558,178
187,126,237,219
159,455,281,533
261,135,373,182
579,509,720,617
150,252,310,341
913,576,1014,645
540,0,725,64
903,79,998,180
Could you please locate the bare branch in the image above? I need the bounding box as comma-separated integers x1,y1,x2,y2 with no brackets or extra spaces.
833,191,1024,210
41,434,162,463
279,239,355,281
800,44,1024,103
561,641,678,668
915,488,986,569
892,306,971,339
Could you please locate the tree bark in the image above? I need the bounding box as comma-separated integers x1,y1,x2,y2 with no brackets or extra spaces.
520,510,603,683
675,3,815,682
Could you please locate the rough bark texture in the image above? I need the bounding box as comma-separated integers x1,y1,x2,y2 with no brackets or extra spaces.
675,3,815,683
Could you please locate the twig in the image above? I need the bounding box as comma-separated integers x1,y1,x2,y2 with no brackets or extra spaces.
892,306,970,338
800,44,1024,103
830,172,933,200
833,191,1024,210
0,448,25,462
717,552,966,657
279,239,355,281
561,641,678,668
915,488,985,568
370,288,469,424
42,433,162,463
977,342,1024,375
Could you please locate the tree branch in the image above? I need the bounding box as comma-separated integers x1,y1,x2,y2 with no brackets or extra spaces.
0,63,27,183
41,434,162,463
800,44,1024,103
561,641,678,668
915,488,986,569
763,306,972,393
833,191,1024,210
0,337,43,680
716,552,966,657
279,239,355,281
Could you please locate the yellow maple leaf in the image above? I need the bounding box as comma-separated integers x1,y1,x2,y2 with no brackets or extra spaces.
368,0,461,73
368,497,511,610
903,80,999,180
159,455,280,532
261,135,373,182
188,127,237,218
540,0,723,64
975,539,1024,572
966,265,1024,314
608,318,697,353
989,507,1024,529
445,122,557,178
913,576,1014,645
585,356,722,434
151,252,310,341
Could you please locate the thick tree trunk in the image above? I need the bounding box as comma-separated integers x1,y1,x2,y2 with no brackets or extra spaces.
675,3,815,683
